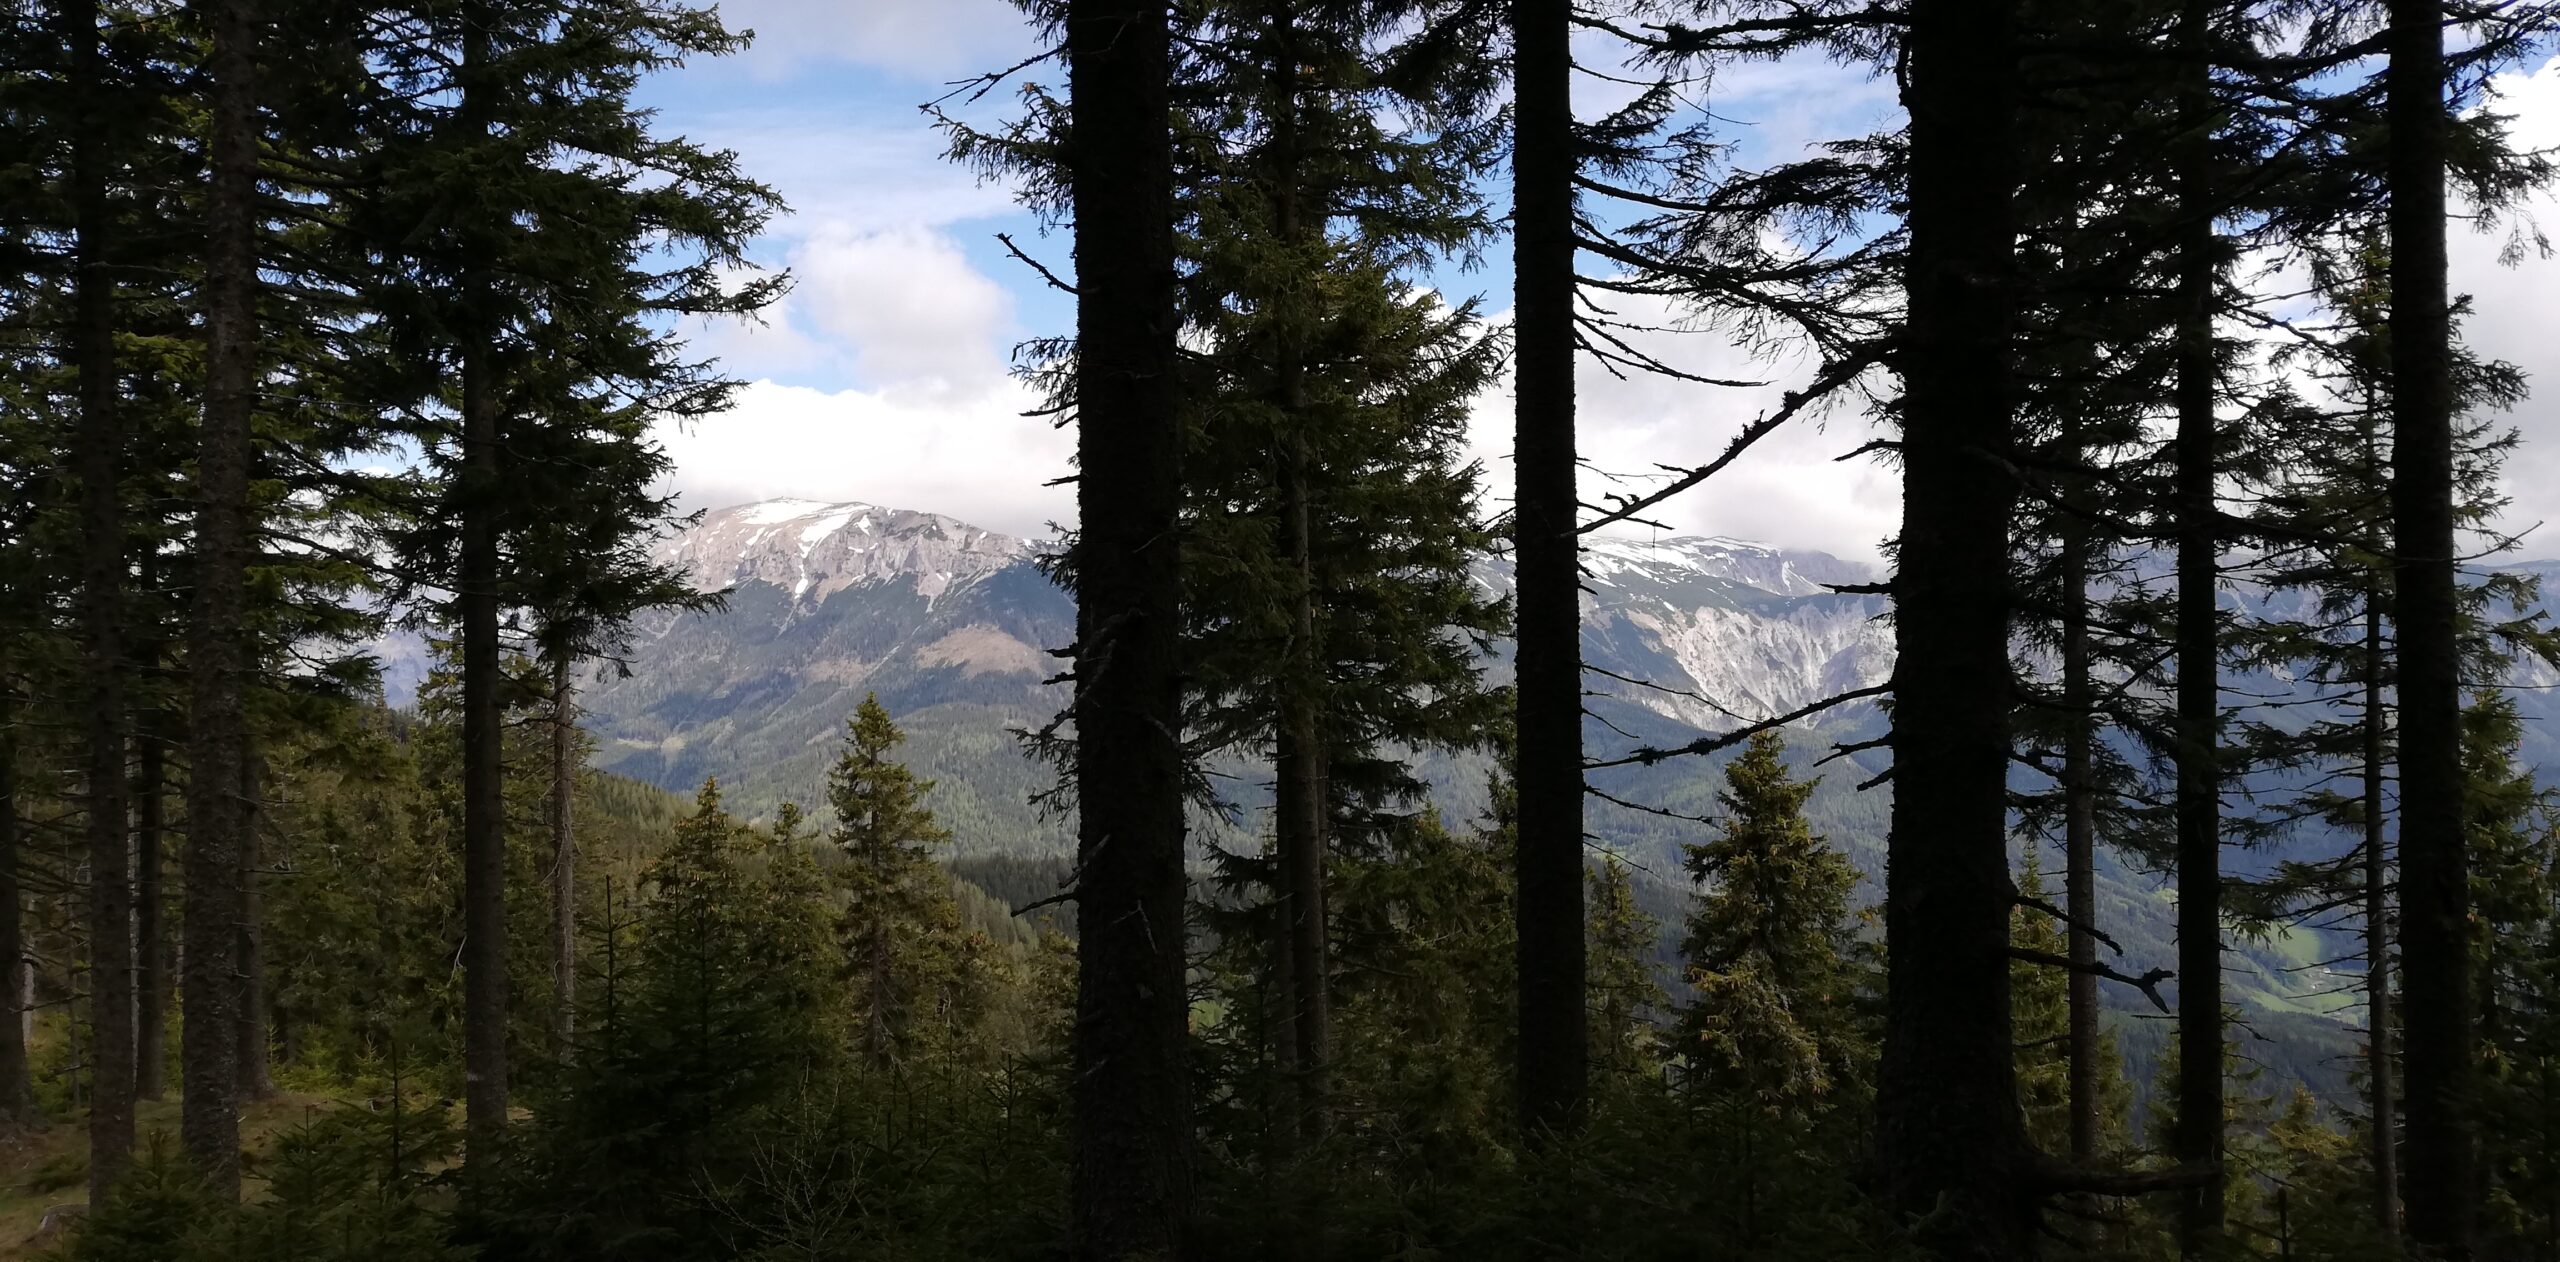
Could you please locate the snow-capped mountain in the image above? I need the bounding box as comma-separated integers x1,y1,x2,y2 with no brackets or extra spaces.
592,498,1894,787
658,498,1032,606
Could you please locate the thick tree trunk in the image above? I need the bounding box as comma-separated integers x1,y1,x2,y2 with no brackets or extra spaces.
1511,0,1587,1139
2062,533,2100,1165
458,6,510,1160
66,0,136,1196
1064,0,1191,1255
2363,592,2399,1236
0,700,38,1130
1877,0,2035,1256
134,717,167,1101
459,362,509,1149
185,0,259,1199
2388,0,2474,1251
551,657,576,1050
2172,2,2225,1247
235,742,272,1099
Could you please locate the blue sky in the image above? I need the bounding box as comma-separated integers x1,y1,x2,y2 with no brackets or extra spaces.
633,0,2560,566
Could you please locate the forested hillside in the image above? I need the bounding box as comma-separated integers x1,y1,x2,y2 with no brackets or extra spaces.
4,0,2560,1259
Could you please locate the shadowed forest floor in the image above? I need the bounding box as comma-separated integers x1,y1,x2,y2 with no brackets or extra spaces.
0,1092,362,1258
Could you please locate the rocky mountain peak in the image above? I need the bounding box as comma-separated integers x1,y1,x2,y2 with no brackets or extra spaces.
659,498,1033,605
1578,532,1874,598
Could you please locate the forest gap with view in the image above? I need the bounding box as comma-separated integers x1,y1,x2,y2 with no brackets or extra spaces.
3,0,2560,1259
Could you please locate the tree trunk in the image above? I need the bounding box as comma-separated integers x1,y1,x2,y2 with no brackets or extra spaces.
66,0,136,1196
1064,0,1191,1255
1511,0,1587,1139
2388,0,2475,1252
1275,714,1327,1138
551,656,576,1051
2363,590,2399,1237
185,0,259,1200
235,740,272,1099
458,4,511,1161
1877,0,2035,1255
0,698,39,1130
2172,1,2225,1247
135,714,167,1101
1268,23,1330,1132
2062,526,2100,1165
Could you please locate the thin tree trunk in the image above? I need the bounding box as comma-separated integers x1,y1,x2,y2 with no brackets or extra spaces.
2388,0,2475,1251
1511,0,1587,1139
2063,527,2100,1164
2364,589,2399,1237
66,0,136,1197
185,0,259,1200
2172,1,2225,1248
1064,0,1190,1255
1877,0,2034,1255
551,656,576,1051
1266,904,1299,1164
457,4,510,1160
134,713,166,1101
1275,717,1327,1135
235,739,271,1099
1267,7,1331,1143
0,697,39,1130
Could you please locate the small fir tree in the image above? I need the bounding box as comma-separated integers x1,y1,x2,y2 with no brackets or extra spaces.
1678,732,1864,1111
825,693,978,1067
1589,856,1666,1082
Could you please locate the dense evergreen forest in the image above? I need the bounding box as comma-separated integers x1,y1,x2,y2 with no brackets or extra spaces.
3,0,2560,1259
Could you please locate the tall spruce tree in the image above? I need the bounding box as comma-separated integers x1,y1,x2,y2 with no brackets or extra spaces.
52,0,138,1192
183,0,262,1197
1175,0,1506,1141
337,0,776,1157
2388,0,2475,1248
1877,0,2036,1252
1061,0,1192,1253
1510,0,1586,1140
2168,0,2232,1244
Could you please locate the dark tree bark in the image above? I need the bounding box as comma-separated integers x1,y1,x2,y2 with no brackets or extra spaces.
2172,1,2225,1246
0,697,38,1131
65,0,136,1196
134,713,167,1101
1267,18,1330,1136
1876,0,2035,1255
185,0,258,1200
1511,0,1586,1139
1064,0,1191,1255
2388,0,2474,1250
2062,526,2100,1165
457,4,510,1160
236,741,272,1099
551,656,576,1050
1276,694,1328,1139
2363,591,2399,1237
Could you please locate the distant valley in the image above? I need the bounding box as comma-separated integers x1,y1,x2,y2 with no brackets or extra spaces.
394,495,2560,1102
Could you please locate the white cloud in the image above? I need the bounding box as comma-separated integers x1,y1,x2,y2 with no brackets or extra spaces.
790,224,1017,394
655,378,1075,539
681,222,1019,397
2461,56,2560,553
716,0,1037,82
1462,295,1899,567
